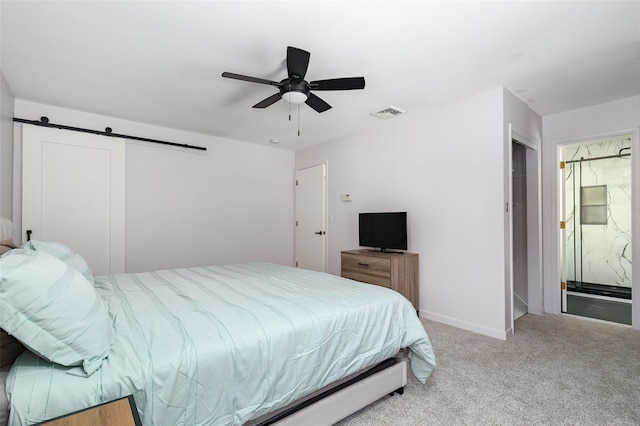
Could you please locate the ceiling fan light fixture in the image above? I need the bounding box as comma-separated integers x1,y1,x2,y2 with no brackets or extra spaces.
281,91,308,104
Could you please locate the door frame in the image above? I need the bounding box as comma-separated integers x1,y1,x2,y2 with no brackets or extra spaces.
294,162,328,272
554,129,638,326
507,124,543,335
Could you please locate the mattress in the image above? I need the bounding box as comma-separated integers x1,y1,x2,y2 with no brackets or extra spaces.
5,262,435,425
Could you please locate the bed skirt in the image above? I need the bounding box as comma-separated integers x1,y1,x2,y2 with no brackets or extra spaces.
248,354,408,425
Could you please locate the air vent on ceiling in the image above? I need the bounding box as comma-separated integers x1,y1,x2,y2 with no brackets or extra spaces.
370,105,405,119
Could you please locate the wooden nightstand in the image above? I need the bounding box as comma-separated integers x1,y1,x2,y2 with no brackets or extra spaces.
341,249,419,311
36,395,141,426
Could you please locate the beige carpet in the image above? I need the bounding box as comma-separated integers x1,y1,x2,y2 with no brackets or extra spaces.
337,314,640,425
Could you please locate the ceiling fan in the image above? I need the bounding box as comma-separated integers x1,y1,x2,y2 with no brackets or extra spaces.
222,46,365,113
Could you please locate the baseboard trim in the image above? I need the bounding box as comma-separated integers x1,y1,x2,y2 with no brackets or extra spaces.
528,304,545,315
420,310,508,340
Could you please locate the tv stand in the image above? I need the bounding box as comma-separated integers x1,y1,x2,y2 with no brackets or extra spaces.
341,250,419,311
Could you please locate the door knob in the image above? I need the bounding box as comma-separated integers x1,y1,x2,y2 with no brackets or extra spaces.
314,231,326,235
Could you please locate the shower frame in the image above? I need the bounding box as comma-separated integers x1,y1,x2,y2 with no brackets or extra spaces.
564,149,631,301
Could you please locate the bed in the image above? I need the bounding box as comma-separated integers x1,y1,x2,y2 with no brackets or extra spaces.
0,239,435,425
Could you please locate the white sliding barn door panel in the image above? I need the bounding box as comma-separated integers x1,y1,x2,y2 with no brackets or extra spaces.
22,125,125,275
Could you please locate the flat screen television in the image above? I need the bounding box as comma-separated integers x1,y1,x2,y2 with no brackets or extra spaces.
358,212,407,252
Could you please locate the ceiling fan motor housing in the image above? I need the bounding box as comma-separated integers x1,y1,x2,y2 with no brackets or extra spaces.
280,81,309,103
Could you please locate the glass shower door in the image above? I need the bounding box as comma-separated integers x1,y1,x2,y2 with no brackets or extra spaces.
562,137,632,324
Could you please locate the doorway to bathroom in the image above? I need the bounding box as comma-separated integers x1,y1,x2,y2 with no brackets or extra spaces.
560,135,632,325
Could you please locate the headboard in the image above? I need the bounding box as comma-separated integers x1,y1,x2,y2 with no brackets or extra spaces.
0,218,26,367
0,240,17,256
0,331,24,368
0,217,14,243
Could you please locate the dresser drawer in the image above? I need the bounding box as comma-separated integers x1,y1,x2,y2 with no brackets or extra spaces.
341,253,391,288
340,250,419,311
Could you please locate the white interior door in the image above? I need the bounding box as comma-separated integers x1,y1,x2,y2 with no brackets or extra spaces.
512,141,529,321
560,150,568,313
295,164,326,272
22,125,126,275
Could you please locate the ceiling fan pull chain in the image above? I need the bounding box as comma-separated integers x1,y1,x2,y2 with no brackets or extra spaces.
298,104,301,136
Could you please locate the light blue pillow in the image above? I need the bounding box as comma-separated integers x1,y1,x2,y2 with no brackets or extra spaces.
22,240,94,283
0,249,113,376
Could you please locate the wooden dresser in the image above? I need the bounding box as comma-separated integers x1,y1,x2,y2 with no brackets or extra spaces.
341,250,419,311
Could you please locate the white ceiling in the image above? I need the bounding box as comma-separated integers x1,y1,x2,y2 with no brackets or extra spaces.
2,1,639,151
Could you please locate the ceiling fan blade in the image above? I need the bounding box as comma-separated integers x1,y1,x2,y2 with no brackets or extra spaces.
305,93,332,113
287,47,310,80
222,72,277,86
309,77,365,91
253,93,282,108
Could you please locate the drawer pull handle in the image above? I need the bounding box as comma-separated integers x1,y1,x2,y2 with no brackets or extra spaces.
357,262,369,267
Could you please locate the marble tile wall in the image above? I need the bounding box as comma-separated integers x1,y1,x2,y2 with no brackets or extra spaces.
564,136,632,288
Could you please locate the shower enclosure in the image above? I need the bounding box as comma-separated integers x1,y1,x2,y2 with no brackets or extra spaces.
562,136,632,324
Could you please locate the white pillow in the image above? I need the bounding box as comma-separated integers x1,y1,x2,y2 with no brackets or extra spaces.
0,249,113,376
22,240,95,283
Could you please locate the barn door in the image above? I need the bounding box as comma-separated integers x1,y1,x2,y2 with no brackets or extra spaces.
22,124,126,275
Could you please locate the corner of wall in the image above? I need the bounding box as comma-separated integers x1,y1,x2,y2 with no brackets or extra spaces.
0,70,15,220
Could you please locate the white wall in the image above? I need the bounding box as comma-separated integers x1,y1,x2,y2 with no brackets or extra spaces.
14,100,295,273
296,88,513,339
0,70,14,220
542,95,640,329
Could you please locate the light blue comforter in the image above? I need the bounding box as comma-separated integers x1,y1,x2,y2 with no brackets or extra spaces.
6,263,435,425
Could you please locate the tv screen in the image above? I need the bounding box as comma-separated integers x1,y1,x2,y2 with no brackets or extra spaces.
359,212,407,252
